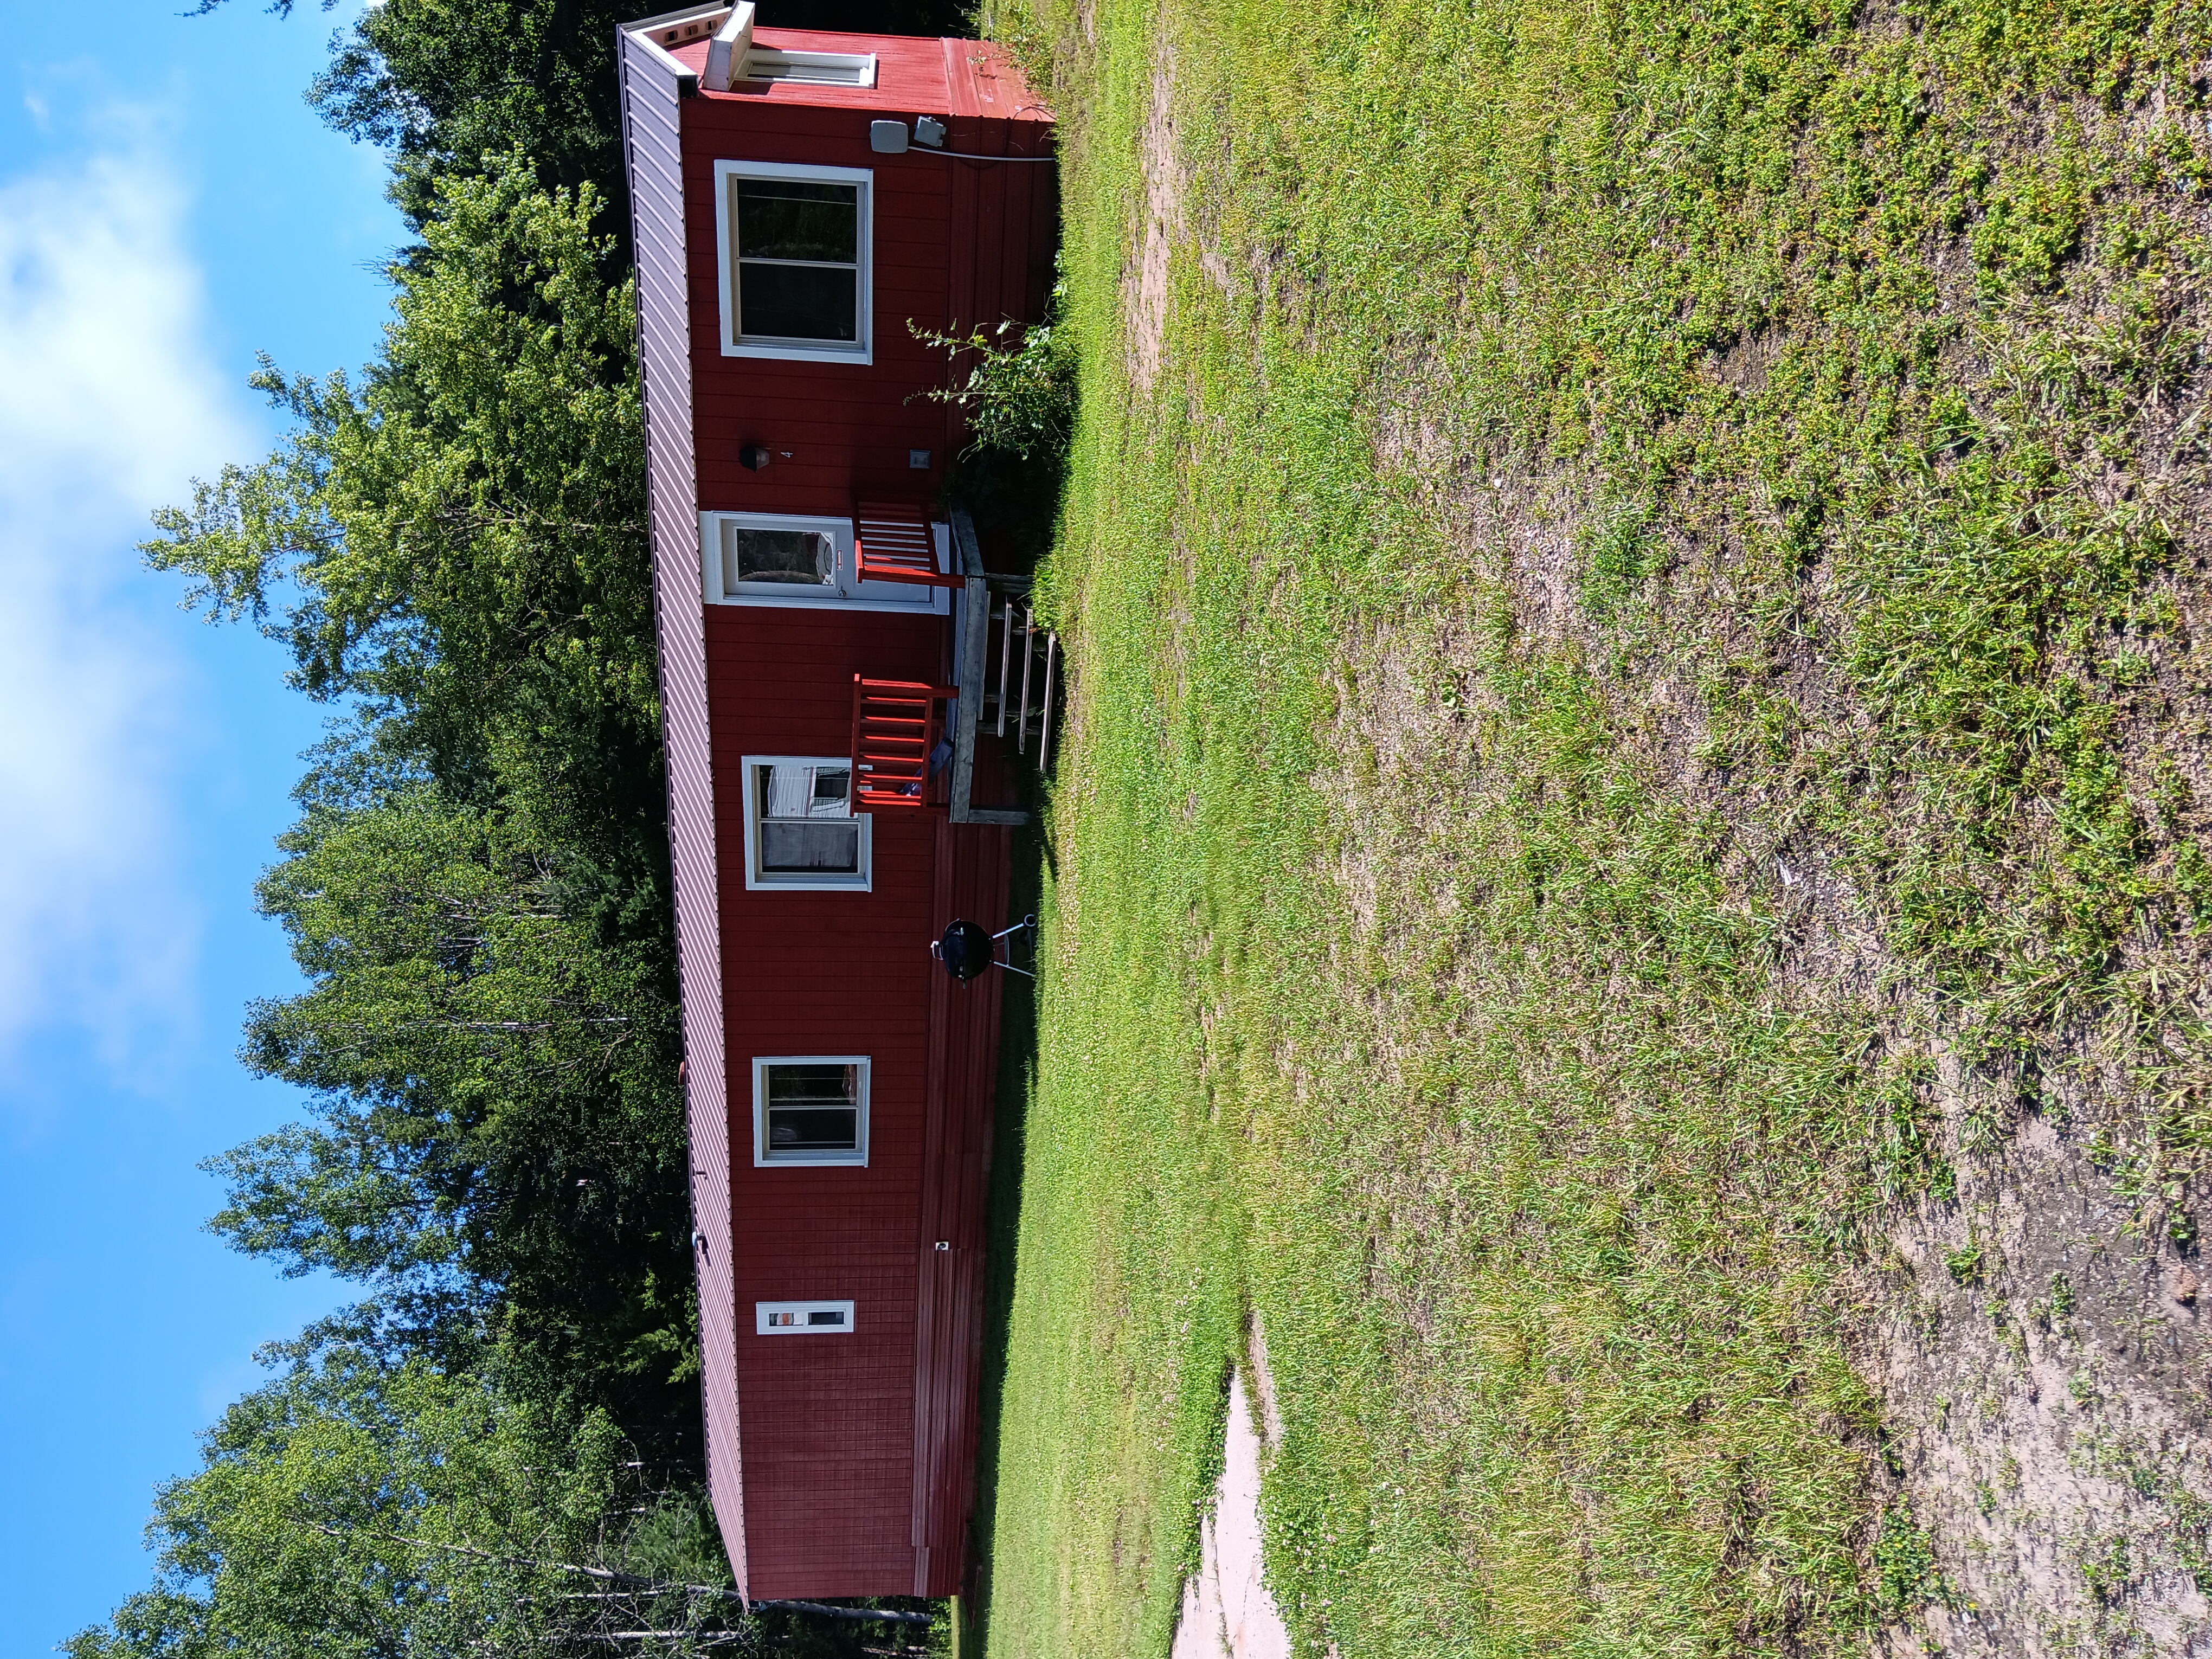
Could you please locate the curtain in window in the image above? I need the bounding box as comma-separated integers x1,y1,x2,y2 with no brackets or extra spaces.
766,764,815,819
761,821,858,870
764,764,850,818
758,766,857,873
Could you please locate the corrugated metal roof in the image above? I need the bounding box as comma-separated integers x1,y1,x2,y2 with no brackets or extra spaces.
619,21,748,1599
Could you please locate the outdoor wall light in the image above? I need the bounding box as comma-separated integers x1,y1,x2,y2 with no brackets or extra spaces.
739,442,773,471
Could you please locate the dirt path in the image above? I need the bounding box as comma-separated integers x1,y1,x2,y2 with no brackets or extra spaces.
1169,1367,1290,1659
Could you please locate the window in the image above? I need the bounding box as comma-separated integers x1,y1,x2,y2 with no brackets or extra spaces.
743,48,876,86
711,513,851,602
714,160,871,363
753,1056,869,1166
741,757,871,891
757,1300,857,1334
728,524,835,588
702,512,950,614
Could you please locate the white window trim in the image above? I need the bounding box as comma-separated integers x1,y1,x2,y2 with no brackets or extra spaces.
741,755,872,892
714,159,873,364
743,47,878,87
756,1300,858,1334
752,1055,870,1167
701,511,951,614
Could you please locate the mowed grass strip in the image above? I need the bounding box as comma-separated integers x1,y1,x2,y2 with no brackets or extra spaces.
975,0,2212,1654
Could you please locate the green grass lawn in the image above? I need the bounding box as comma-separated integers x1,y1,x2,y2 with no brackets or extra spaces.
970,0,2212,1652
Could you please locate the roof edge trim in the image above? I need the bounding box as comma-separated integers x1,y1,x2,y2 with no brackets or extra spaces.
620,2,734,92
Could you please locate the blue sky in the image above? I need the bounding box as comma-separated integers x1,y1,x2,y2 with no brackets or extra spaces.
0,2,404,1647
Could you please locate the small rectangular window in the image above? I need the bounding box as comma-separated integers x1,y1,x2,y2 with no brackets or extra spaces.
757,1300,857,1335
753,1056,869,1166
715,161,871,363
741,756,871,890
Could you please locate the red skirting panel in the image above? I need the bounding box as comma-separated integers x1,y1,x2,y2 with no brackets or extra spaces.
910,800,1011,1595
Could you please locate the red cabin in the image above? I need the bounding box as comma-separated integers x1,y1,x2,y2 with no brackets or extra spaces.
615,3,1056,1601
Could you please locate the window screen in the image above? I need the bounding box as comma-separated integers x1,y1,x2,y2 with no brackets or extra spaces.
731,177,860,343
762,1062,860,1156
755,763,858,874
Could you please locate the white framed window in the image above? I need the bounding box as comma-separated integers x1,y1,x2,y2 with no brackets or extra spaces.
743,47,876,86
714,159,872,363
701,511,950,613
752,1056,869,1166
742,757,870,891
757,1300,857,1334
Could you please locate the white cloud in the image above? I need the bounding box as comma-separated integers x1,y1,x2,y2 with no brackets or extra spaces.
0,140,254,1090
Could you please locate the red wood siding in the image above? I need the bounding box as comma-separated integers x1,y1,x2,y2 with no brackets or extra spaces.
710,605,999,1597
940,38,1058,401
911,813,1009,1595
678,30,1054,517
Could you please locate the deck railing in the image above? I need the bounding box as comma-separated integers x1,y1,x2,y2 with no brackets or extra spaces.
851,511,1065,827
854,500,962,589
981,599,1060,775
851,676,955,808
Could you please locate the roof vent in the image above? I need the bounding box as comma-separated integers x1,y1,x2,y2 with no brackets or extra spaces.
652,5,730,49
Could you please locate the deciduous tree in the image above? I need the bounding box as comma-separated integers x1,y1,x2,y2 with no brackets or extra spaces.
146,156,690,1423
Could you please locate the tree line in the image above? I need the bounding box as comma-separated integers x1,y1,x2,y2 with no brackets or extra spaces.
68,2,965,1654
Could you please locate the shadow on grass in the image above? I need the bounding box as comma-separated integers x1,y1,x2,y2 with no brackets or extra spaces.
941,342,1070,1655
962,768,1053,1656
